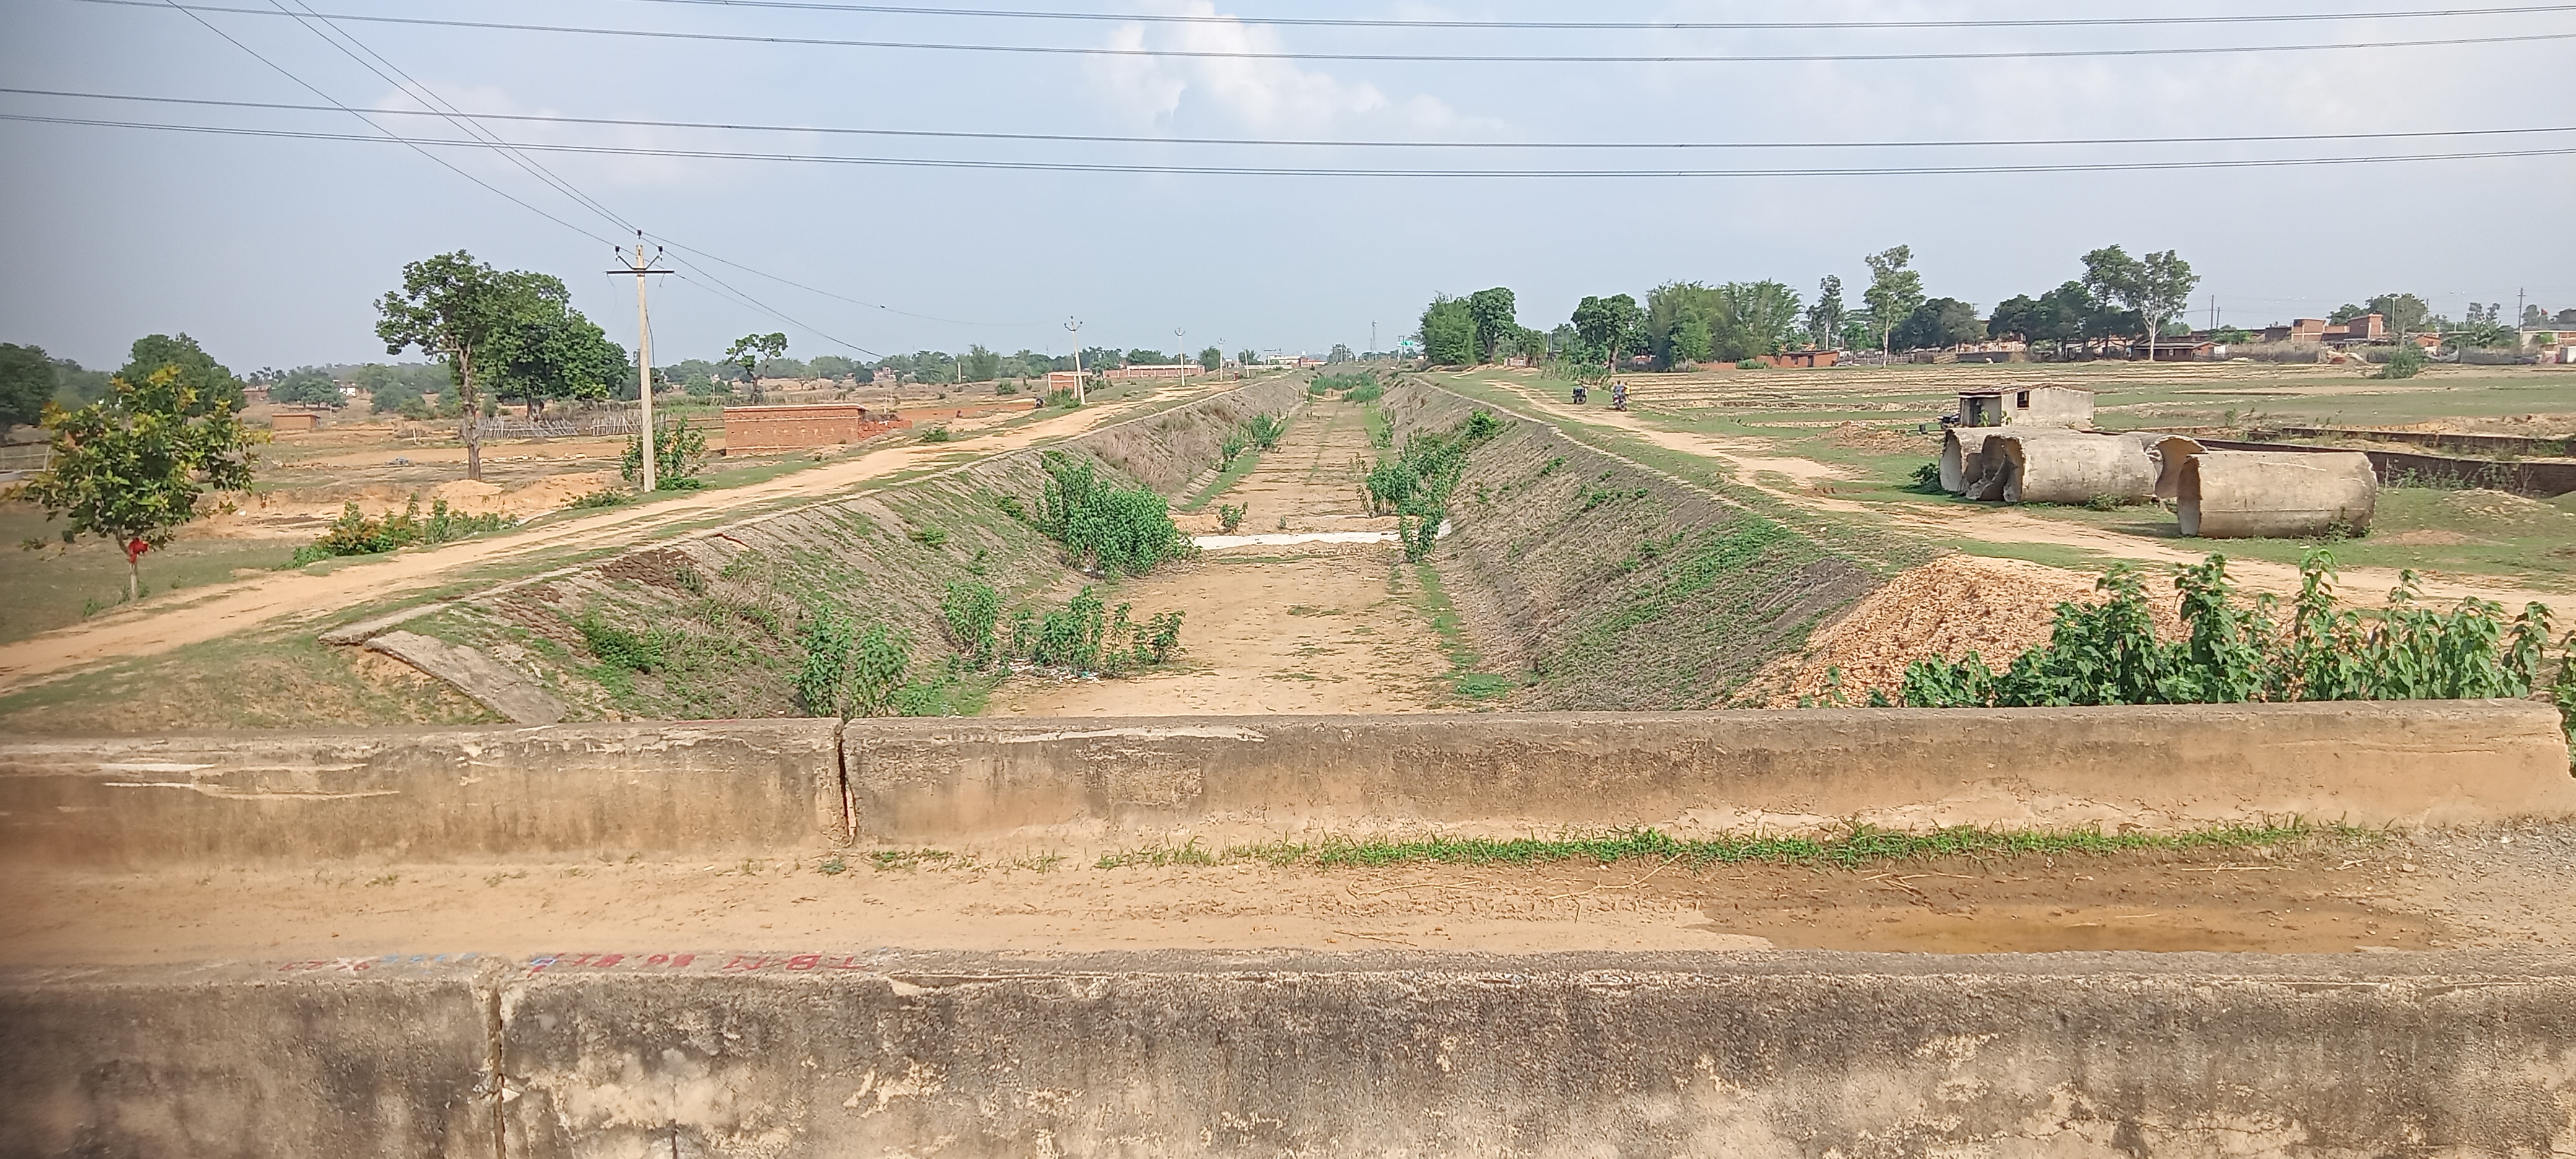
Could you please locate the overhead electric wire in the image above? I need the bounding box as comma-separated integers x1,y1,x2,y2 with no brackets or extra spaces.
15,112,2574,176
16,87,2575,153
144,1,907,354
85,2,2576,64
139,0,619,245
261,0,640,235
616,0,2576,32
641,236,1044,329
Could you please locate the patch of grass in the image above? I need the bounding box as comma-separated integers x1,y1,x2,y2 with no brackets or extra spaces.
869,848,957,872
1094,821,2371,870
1411,562,1523,701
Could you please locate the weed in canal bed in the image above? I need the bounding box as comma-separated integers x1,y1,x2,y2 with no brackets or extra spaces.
1092,821,2371,871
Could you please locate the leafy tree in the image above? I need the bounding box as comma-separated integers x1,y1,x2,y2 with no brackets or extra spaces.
51,358,113,407
1717,280,1803,360
724,332,788,404
962,345,1001,383
0,342,54,432
1464,287,1519,363
1806,276,1847,349
2367,292,2432,339
1328,343,1355,364
1571,293,1645,370
1861,246,1925,358
487,295,625,419
1420,294,1477,365
2081,246,2198,356
268,367,346,409
1237,348,1259,367
1891,297,1984,351
376,251,528,480
117,334,245,416
1198,345,1223,371
19,366,261,601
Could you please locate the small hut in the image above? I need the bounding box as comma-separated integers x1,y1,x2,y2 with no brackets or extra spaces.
1956,384,2094,428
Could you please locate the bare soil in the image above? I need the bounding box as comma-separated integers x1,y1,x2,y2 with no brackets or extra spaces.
7,826,2570,966
998,399,1458,716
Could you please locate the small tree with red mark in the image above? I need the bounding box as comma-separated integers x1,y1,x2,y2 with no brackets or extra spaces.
17,365,260,602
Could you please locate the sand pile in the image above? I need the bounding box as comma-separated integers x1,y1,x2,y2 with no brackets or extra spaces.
1744,554,2185,707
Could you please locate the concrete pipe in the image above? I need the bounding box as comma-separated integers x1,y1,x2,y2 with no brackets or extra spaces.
1997,432,2157,505
2178,450,2377,538
2152,435,2208,502
1939,428,2004,494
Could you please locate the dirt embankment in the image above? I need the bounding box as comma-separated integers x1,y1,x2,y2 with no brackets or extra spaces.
1382,378,1892,710
399,379,1308,721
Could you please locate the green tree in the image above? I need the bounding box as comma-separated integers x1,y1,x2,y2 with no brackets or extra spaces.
375,251,523,480
1571,293,1645,370
1891,298,1985,351
0,342,54,432
1646,282,1721,367
1420,294,1477,365
116,334,244,416
268,367,346,409
2367,292,2432,339
19,366,261,601
1198,345,1223,371
962,345,1002,383
1237,348,1259,367
1464,287,1519,363
487,295,625,417
1806,276,1847,349
725,332,788,404
1861,246,1925,358
1328,343,1355,363
2081,246,2198,357
1715,280,1804,360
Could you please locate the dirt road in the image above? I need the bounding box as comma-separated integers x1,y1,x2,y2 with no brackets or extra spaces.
0,384,1224,693
6,825,2569,965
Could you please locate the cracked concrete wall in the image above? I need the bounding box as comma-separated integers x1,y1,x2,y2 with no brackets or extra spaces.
0,720,844,869
845,701,2576,847
8,950,2576,1158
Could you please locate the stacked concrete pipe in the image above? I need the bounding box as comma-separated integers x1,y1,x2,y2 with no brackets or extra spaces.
2179,448,2378,538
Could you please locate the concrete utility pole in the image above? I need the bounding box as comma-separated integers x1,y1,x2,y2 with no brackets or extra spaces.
612,237,676,493
1064,318,1086,405
1174,328,1186,376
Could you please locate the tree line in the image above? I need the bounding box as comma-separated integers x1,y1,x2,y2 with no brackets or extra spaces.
1416,245,2215,371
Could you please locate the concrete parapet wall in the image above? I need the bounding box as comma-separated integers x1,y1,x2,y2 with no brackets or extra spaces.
9,950,2576,1157
0,720,843,870
848,702,2576,845
0,958,499,1159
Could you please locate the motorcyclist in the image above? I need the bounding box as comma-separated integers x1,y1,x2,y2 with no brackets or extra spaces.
1572,382,1588,404
1611,380,1628,411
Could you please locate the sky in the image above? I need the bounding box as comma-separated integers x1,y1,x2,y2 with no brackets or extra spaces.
3,0,2572,371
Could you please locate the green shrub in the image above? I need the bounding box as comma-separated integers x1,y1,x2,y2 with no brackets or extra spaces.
1361,410,1507,562
794,613,914,718
1907,462,1944,494
907,525,948,547
1004,586,1184,677
621,415,711,489
919,425,952,443
567,490,631,509
2375,344,2427,380
1034,451,1189,576
577,612,667,673
941,580,1001,666
1216,503,1247,534
1245,413,1286,450
1895,552,2571,734
290,497,515,565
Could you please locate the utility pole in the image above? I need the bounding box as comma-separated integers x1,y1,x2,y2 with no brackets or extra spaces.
1371,321,1377,354
1064,318,1085,405
1174,328,1186,377
612,235,676,493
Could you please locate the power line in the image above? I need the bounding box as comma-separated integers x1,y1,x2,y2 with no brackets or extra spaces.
614,0,2576,32
16,112,2574,176
86,2,2576,64
142,2,905,355
16,87,2575,152
139,0,619,245
640,236,1044,329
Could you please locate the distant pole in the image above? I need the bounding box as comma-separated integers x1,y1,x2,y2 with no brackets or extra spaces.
613,236,674,493
1065,318,1085,404
1175,328,1186,377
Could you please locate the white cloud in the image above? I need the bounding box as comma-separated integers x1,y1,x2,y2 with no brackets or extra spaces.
1082,1,1484,135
